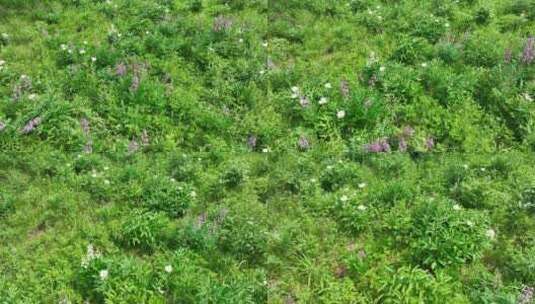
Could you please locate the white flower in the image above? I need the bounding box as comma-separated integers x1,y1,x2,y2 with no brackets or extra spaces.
463,164,469,169
83,41,88,45
358,183,367,188
357,205,367,211
480,167,486,172
379,66,386,72
445,22,450,28
0,60,5,66
91,57,97,62
318,97,328,105
164,265,173,273
28,94,37,100
523,93,533,102
239,38,243,43
340,195,349,202
486,229,496,239
421,62,428,68
104,179,110,185
259,69,265,75
99,269,109,280
310,178,317,183
291,86,299,93
453,204,462,211
104,166,109,171
336,110,346,119
1,33,8,39
324,82,332,89
190,191,197,198
466,220,474,227
68,49,73,54
79,49,86,55
262,42,268,47
262,148,270,153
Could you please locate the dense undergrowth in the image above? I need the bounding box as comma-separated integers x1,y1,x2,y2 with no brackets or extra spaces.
0,0,534,303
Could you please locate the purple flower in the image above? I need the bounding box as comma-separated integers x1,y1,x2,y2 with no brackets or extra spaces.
522,37,534,65
247,135,257,149
12,75,32,102
196,212,207,229
0,121,5,132
340,79,350,98
128,139,139,154
80,118,90,135
363,138,391,153
425,137,435,150
83,139,93,154
518,286,534,304
504,48,512,63
398,138,407,152
130,74,140,92
213,16,233,32
298,135,310,150
21,116,42,134
379,138,390,152
115,63,127,77
402,126,415,138
141,129,149,146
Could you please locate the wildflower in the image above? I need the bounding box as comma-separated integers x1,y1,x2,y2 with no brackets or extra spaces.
262,148,270,153
379,66,386,72
0,59,5,66
466,220,474,227
523,93,533,102
299,95,310,107
357,205,367,211
21,116,42,134
267,57,275,70
318,97,328,105
0,121,5,132
262,41,268,47
324,82,332,89
402,126,415,137
60,44,68,51
298,135,310,150
521,37,534,65
379,138,390,152
115,62,127,77
99,269,109,280
421,62,428,68
12,75,32,102
340,195,349,202
141,129,149,146
81,244,101,268
247,134,257,149
425,137,435,151
130,74,140,92
80,118,90,135
91,57,97,62
340,79,350,98
128,139,139,154
213,15,233,32
398,137,408,152
164,265,173,273
485,228,496,240
453,204,462,210
518,286,534,304
238,38,243,43
337,110,346,119
358,183,367,188
83,139,93,154
504,48,512,63
28,94,37,100
104,179,110,185
79,49,86,55
190,191,197,198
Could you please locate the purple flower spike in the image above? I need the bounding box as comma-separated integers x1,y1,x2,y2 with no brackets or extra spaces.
213,16,233,32
80,118,90,135
128,139,139,154
522,37,534,65
83,139,93,154
21,116,42,134
247,135,257,149
115,63,127,77
398,138,407,152
298,135,310,150
425,137,435,151
402,126,415,138
379,138,390,152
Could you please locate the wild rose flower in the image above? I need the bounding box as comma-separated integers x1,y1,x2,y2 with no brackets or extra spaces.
115,62,127,76
213,16,233,32
298,135,310,150
299,95,310,107
521,37,534,64
21,116,42,134
0,121,5,132
340,79,349,98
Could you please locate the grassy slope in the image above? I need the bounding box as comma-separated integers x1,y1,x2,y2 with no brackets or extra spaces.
1,0,535,303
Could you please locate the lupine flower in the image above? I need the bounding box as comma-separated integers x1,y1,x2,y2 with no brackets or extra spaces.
298,135,310,150
83,139,93,154
398,137,407,152
340,79,350,98
0,121,5,132
213,15,233,32
21,116,42,134
130,74,140,92
425,137,435,150
518,286,534,304
299,95,310,107
379,138,390,152
115,63,127,76
504,48,512,63
128,139,139,154
141,129,149,146
247,134,257,149
521,37,534,64
337,110,346,119
80,118,90,135
12,75,32,102
363,138,390,153
402,126,415,137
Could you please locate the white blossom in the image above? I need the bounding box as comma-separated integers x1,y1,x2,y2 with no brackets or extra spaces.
99,269,109,280
337,110,346,119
